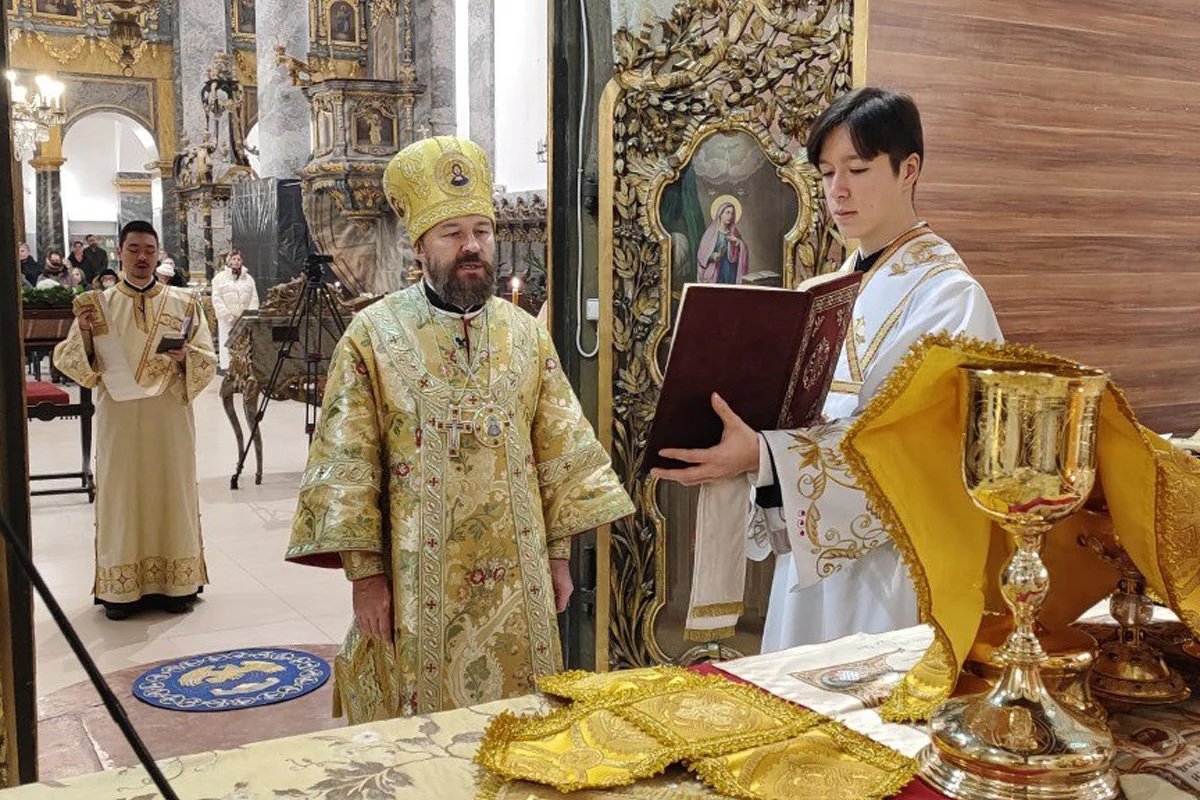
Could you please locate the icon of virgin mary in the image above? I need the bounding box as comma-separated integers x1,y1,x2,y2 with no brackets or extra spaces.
697,195,749,284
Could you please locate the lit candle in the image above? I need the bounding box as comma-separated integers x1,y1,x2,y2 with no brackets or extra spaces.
509,277,521,306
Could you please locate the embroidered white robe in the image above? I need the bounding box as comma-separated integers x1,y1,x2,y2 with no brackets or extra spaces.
754,225,1002,650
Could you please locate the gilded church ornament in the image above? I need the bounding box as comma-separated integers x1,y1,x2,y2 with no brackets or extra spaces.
599,0,854,669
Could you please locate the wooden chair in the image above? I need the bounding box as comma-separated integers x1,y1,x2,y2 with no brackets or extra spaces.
25,380,95,503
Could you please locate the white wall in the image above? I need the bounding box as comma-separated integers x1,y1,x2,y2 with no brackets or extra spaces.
493,0,547,192
60,112,162,238
455,0,471,137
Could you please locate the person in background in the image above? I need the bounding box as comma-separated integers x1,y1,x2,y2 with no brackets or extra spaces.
82,235,110,278
68,240,91,282
36,249,77,289
19,242,40,286
93,268,119,290
160,256,187,288
155,263,175,285
210,249,259,372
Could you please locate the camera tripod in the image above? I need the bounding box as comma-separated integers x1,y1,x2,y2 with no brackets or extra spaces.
230,256,346,490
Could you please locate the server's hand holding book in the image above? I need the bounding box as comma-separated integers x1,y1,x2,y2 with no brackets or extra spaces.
155,315,193,354
644,271,861,477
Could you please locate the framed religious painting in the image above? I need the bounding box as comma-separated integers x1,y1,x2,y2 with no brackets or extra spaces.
597,0,856,672
351,101,398,156
328,0,358,44
232,0,256,38
33,0,80,19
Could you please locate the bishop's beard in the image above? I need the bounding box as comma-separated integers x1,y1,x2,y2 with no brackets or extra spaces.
425,253,496,310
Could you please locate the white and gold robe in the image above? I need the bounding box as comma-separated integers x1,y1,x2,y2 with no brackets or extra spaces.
686,225,1002,650
754,224,1002,649
53,281,217,603
287,285,634,723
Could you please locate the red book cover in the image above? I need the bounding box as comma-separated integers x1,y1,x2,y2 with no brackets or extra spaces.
643,271,861,474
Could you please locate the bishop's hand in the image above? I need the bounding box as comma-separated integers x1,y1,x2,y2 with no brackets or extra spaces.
652,393,759,487
549,558,573,613
352,573,394,644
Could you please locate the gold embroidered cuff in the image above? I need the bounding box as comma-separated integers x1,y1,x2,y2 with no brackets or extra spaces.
547,537,571,560
342,551,386,581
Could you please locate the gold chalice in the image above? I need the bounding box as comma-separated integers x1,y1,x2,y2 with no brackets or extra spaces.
918,366,1119,800
964,617,1106,723
1078,509,1190,705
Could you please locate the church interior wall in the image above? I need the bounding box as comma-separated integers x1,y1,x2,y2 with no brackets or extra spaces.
60,112,162,240
492,0,547,193
863,0,1200,433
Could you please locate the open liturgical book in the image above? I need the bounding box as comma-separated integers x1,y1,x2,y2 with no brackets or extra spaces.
643,271,861,474
155,314,193,354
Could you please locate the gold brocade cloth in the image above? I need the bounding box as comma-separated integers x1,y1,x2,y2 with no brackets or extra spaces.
840,333,1200,722
476,667,916,800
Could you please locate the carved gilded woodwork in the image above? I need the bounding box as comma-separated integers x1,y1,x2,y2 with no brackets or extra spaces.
598,0,853,670
494,193,548,244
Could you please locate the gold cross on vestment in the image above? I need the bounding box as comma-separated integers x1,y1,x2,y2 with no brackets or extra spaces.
435,405,476,458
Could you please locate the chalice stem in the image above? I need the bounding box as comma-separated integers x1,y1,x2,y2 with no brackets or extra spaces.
997,525,1050,665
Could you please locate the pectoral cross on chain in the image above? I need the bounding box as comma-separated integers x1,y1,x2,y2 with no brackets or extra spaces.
435,405,476,458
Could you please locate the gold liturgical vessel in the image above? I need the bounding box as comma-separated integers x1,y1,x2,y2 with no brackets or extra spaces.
1080,512,1190,705
919,366,1119,800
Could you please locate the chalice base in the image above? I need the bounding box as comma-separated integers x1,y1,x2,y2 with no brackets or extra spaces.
1091,641,1190,705
966,621,1106,722
919,670,1118,800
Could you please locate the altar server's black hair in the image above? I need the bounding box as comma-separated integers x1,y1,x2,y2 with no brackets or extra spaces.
807,87,924,175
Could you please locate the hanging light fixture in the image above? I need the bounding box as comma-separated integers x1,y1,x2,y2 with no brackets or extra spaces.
5,71,65,162
98,1,157,75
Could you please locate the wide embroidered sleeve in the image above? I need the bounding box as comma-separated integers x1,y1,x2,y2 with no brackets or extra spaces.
287,319,387,570
530,324,634,545
51,319,101,389
181,294,218,403
761,420,884,593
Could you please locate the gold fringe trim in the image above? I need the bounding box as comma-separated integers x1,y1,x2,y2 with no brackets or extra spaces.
478,671,822,793
688,724,919,800
684,625,737,642
475,707,680,792
480,666,923,799
692,601,744,618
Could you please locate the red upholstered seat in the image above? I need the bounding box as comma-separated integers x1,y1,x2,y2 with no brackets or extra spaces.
24,380,70,407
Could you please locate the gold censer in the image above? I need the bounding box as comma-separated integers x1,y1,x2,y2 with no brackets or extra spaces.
918,366,1119,800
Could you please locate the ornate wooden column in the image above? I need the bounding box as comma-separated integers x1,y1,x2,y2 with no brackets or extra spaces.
0,10,39,786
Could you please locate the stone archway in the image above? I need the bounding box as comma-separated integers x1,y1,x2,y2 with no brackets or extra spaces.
59,111,163,273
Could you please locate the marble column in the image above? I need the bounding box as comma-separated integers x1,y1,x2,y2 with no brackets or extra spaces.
152,159,181,260
468,0,495,161
177,0,229,148
114,173,153,231
32,167,64,258
414,0,456,136
255,0,311,178
30,129,65,257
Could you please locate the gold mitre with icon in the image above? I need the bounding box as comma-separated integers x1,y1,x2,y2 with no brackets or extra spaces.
838,333,1200,724
383,135,495,242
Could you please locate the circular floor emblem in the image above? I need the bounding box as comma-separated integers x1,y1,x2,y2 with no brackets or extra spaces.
132,648,331,712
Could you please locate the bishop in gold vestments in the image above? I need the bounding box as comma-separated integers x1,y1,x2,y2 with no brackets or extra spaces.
53,222,217,616
287,137,634,723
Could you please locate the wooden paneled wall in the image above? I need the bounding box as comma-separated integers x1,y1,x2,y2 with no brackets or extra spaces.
866,0,1200,433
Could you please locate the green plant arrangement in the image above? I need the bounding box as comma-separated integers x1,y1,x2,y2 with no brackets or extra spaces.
22,284,82,308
